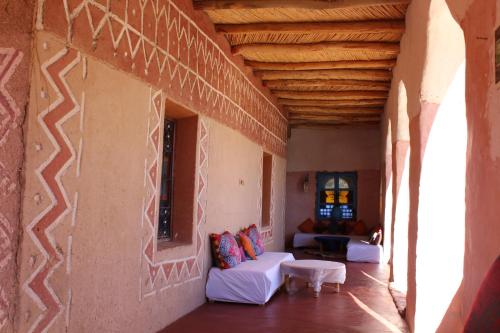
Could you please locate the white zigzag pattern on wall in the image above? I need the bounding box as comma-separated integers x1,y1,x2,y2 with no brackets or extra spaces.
140,88,208,299
44,0,286,155
0,48,23,146
23,47,81,333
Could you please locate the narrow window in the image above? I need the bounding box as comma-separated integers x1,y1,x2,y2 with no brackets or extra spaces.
158,119,176,240
261,152,273,227
316,172,357,221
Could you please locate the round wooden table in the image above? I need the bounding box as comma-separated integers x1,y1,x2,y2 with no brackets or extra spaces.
281,260,346,297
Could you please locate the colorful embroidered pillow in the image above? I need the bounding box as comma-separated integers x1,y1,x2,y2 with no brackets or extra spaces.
245,224,265,256
209,231,241,269
239,246,246,262
238,232,257,260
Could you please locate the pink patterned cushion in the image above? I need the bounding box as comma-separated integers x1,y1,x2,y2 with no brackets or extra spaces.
209,231,241,269
245,224,265,256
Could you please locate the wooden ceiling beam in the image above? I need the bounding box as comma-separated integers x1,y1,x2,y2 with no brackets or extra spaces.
216,20,405,35
289,114,380,121
264,79,390,91
278,98,387,107
286,106,383,115
273,90,388,100
233,42,400,58
289,121,380,128
245,59,396,71
256,69,392,81
194,0,411,10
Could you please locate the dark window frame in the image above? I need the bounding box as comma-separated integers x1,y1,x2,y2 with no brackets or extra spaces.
157,118,176,240
315,172,357,221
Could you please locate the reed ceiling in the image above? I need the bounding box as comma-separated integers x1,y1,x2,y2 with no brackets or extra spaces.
193,0,411,128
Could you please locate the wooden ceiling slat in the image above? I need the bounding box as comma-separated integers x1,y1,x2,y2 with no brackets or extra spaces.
289,114,380,121
278,98,387,107
289,121,380,128
216,20,404,35
256,69,392,81
245,59,396,71
273,90,388,100
233,41,400,58
194,0,412,10
286,106,383,114
264,79,390,91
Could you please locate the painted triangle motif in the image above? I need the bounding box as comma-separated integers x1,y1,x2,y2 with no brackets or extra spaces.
66,0,85,17
148,263,161,285
144,239,154,262
146,197,156,227
198,176,204,195
186,258,196,276
86,3,107,36
148,161,157,186
152,93,162,118
150,126,160,152
162,263,174,282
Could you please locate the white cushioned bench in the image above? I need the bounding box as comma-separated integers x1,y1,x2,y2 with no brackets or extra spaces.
206,252,295,305
292,232,383,263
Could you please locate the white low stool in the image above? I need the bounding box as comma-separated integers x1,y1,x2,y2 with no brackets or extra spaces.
281,260,346,297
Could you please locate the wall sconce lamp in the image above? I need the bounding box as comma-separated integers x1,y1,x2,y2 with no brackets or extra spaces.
303,174,310,193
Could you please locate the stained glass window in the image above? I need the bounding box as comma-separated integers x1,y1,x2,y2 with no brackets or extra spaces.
158,119,176,240
316,172,357,221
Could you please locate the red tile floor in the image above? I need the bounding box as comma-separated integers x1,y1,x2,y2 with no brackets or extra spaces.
159,250,409,333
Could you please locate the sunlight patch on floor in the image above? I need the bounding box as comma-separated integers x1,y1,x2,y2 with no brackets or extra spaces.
348,292,403,333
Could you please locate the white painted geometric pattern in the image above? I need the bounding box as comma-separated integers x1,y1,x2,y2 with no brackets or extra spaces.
37,0,287,156
0,213,13,272
140,89,209,299
0,48,23,146
23,47,81,333
0,287,8,330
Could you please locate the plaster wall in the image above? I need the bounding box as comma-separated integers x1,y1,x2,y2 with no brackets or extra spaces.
287,127,380,172
285,127,381,247
0,1,35,332
16,30,286,333
12,0,287,331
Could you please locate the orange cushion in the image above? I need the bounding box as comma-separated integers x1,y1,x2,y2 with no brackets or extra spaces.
351,220,367,236
238,232,257,260
298,218,315,233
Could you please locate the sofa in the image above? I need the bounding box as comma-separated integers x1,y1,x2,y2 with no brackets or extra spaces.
293,232,383,263
206,252,295,304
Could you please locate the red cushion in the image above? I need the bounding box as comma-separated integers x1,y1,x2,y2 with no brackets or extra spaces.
298,218,315,233
351,220,367,236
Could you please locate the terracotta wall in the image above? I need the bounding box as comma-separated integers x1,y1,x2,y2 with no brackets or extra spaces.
285,127,381,247
0,1,34,332
381,0,500,332
12,1,287,332
458,0,500,327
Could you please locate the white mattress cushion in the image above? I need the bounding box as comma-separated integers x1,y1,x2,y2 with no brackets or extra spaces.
206,252,295,304
346,240,383,263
